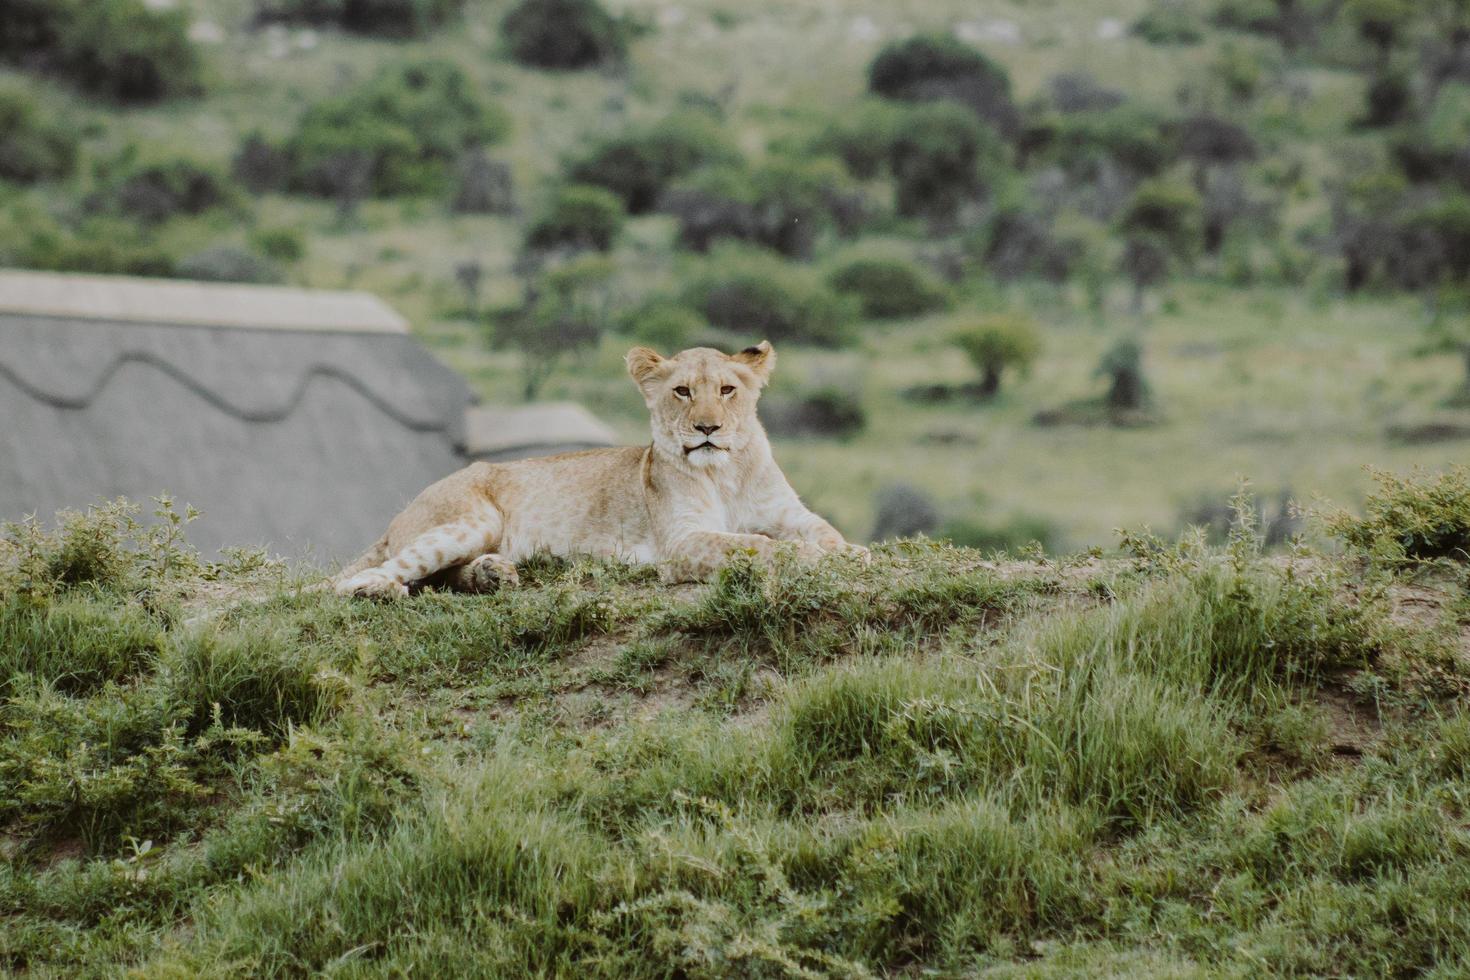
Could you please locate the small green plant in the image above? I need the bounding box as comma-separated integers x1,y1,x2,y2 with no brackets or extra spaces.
951,314,1042,399
493,255,617,399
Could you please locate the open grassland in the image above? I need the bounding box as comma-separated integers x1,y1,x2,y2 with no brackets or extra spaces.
4,485,1470,976
6,0,1463,548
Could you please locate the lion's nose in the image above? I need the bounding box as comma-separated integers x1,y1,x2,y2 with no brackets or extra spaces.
694,423,721,435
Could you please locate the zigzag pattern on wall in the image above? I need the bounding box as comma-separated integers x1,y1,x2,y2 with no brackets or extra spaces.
0,350,454,433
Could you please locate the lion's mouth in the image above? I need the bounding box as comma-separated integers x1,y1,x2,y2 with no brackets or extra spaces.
684,441,724,455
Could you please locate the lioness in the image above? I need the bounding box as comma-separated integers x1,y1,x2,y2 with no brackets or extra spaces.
334,341,866,597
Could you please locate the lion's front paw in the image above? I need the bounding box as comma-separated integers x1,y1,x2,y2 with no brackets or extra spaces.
460,553,519,593
841,543,873,565
336,569,409,600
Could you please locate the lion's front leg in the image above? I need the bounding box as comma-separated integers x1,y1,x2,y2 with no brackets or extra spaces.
768,507,871,563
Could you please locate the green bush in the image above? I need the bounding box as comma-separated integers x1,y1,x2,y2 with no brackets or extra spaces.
813,99,904,180
284,60,509,198
501,0,626,70
0,0,202,103
99,158,237,224
868,33,1019,136
889,101,1007,220
664,157,862,258
567,112,741,213
7,212,177,277
828,255,950,319
681,246,858,347
951,314,1042,398
0,86,78,184
618,299,705,350
1121,178,1204,258
525,184,625,252
250,226,307,263
256,0,464,37
1323,467,1470,564
1033,104,1177,181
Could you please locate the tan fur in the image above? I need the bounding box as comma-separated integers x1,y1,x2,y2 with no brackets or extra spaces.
334,341,867,598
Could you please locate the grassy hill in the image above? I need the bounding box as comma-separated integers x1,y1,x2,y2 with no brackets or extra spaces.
3,478,1470,975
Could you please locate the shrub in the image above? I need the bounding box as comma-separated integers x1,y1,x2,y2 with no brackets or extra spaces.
762,386,867,439
250,226,306,263
868,34,1019,136
1046,72,1126,113
813,100,903,180
1034,104,1177,182
501,0,626,70
256,0,464,37
1133,1,1206,44
1097,337,1151,411
951,315,1042,399
284,60,509,198
663,157,861,258
977,207,1084,283
568,112,741,214
451,148,515,214
681,246,858,347
99,158,237,225
888,101,1007,221
1360,70,1414,128
175,245,285,284
1323,467,1470,564
1121,178,1204,259
870,483,941,541
942,514,1058,552
232,133,292,194
618,299,705,350
525,184,625,253
828,255,950,319
0,86,78,184
1174,114,1258,171
493,255,616,399
9,214,176,276
0,0,201,103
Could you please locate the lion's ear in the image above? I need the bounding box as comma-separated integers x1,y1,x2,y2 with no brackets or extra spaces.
731,341,775,387
626,346,668,394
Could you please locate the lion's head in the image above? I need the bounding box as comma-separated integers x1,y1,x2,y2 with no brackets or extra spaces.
626,341,775,469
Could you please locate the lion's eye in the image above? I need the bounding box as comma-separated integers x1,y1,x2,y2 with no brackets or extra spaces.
720,385,735,396
673,386,691,398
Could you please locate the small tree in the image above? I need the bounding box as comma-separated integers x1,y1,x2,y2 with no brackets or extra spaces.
951,314,1042,399
1097,337,1151,412
493,256,615,400
568,113,741,214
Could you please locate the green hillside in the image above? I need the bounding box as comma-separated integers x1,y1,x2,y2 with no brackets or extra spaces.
4,479,1470,975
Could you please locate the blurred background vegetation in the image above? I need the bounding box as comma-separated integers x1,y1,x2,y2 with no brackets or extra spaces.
6,0,1470,550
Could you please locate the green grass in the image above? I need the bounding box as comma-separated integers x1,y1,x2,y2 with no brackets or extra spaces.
3,487,1470,975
